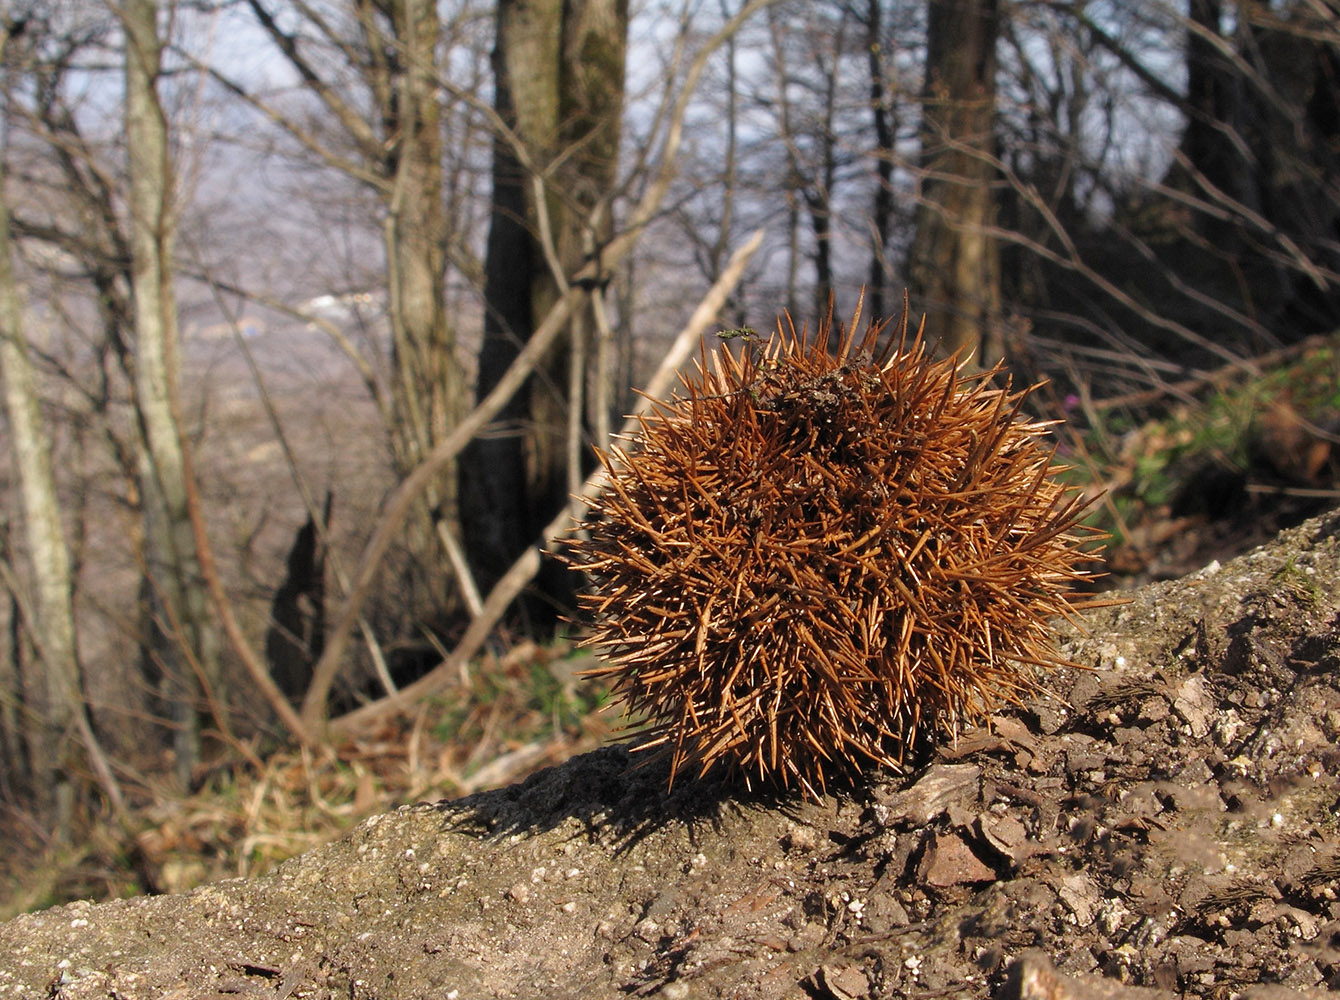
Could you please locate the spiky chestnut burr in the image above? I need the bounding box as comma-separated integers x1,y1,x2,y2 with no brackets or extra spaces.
568,301,1104,798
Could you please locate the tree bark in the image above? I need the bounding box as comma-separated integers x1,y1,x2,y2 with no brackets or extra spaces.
0,16,131,832
123,0,221,789
372,0,468,616
908,0,1002,365
806,18,841,327
865,0,896,323
0,39,81,831
464,0,629,621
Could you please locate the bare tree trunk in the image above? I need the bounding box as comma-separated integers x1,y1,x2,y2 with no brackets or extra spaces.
865,0,897,323
806,20,841,327
0,518,19,803
372,0,468,618
0,62,80,831
123,0,220,789
908,0,1002,365
1183,0,1232,192
700,0,741,293
464,0,629,623
766,10,802,319
0,19,129,831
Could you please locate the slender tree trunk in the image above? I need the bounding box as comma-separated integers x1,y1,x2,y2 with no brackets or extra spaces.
908,0,1002,365
464,0,628,622
0,519,19,801
377,0,468,618
704,0,740,290
0,53,82,830
866,0,896,323
1183,0,1228,185
464,0,561,608
807,26,841,327
767,12,802,320
123,0,220,789
1179,0,1259,225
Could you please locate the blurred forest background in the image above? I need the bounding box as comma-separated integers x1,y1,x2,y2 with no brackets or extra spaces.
1,0,1338,912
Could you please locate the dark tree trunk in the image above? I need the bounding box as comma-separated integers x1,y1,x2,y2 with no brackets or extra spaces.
907,0,1002,365
1180,0,1258,216
378,0,466,619
1170,1,1340,337
865,0,896,323
125,0,222,787
463,0,628,625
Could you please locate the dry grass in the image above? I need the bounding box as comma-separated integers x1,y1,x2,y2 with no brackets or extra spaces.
0,640,610,918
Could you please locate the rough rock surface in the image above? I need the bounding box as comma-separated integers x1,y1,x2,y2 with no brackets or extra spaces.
3,512,1340,1000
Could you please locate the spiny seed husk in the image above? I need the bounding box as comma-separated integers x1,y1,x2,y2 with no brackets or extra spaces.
568,304,1104,798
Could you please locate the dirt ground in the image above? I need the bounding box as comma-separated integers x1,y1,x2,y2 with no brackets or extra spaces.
1,511,1338,1000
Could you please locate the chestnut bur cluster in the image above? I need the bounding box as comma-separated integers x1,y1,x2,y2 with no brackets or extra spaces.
567,303,1104,798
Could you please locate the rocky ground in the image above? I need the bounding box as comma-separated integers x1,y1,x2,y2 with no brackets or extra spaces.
2,511,1338,1000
